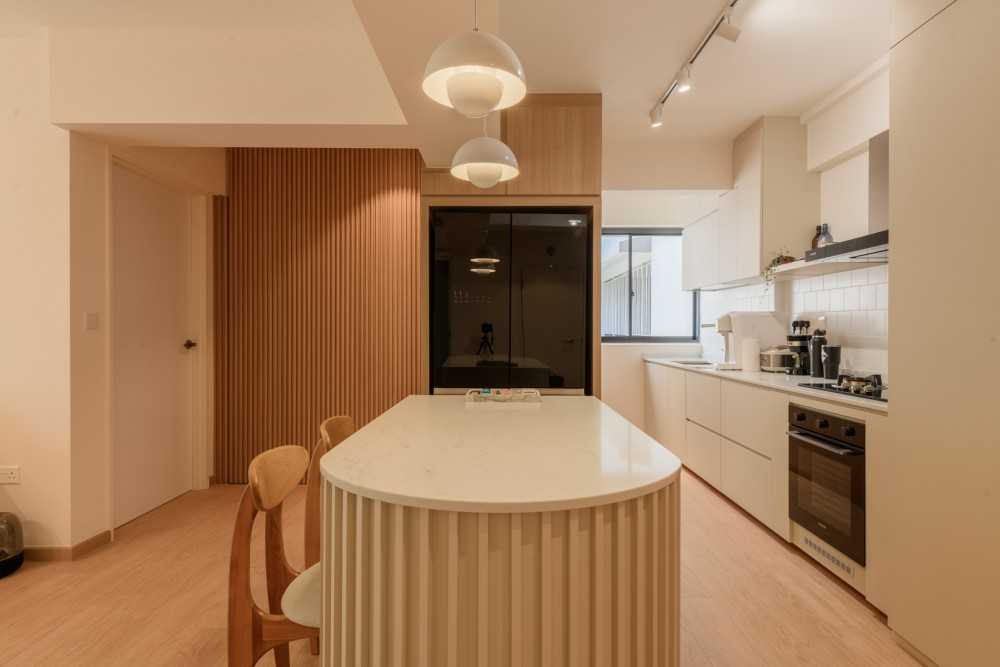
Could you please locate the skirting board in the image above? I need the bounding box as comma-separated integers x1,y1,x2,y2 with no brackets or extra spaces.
893,632,940,667
24,530,111,562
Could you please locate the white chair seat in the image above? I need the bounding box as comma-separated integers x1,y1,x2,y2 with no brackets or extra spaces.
281,562,322,628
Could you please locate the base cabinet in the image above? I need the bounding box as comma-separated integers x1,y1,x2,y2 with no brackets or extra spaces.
720,438,777,533
644,363,688,462
685,420,721,489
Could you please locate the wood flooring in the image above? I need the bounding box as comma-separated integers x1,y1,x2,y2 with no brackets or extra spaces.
1,471,918,666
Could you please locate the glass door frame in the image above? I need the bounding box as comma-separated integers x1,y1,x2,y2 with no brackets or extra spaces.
428,206,594,395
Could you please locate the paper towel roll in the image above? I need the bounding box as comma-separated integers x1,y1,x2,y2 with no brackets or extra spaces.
742,338,761,372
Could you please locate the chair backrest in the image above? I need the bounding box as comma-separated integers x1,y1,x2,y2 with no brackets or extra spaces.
229,445,311,665
304,416,356,567
249,445,310,511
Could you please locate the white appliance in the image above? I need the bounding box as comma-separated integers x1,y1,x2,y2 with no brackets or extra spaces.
715,312,787,370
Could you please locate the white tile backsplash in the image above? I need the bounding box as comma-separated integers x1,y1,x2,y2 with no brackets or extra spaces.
699,265,889,379
789,265,889,380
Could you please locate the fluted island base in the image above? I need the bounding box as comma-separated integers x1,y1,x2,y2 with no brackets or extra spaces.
321,480,680,667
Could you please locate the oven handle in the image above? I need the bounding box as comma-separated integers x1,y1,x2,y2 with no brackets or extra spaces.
787,430,863,457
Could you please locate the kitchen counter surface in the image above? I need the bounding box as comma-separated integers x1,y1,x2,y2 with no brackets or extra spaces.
321,394,682,513
644,356,889,414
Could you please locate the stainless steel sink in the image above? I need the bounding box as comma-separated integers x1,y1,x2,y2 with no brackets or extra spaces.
672,360,713,366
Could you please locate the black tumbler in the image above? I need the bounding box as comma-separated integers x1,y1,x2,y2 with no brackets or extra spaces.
821,345,841,380
809,334,827,378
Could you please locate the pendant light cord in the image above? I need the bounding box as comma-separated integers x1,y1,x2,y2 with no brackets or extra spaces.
473,0,479,31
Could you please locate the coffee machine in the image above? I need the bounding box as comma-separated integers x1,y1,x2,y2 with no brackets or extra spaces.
786,320,811,375
716,312,787,370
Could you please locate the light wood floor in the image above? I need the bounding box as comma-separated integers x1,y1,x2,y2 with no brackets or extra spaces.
2,471,917,666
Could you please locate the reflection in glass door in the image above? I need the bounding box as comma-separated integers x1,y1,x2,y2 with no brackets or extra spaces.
430,208,591,392
431,211,511,388
510,213,589,389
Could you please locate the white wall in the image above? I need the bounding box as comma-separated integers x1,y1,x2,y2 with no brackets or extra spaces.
0,27,225,548
0,27,73,548
601,343,701,430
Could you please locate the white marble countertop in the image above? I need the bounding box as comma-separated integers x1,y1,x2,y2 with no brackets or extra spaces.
321,395,681,513
644,356,889,414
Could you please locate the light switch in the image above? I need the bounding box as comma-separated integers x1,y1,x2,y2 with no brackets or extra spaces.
84,312,100,331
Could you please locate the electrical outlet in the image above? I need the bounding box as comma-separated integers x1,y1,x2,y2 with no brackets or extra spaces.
0,466,20,484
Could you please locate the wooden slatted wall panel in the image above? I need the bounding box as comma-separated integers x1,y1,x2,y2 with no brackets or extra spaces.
214,148,423,483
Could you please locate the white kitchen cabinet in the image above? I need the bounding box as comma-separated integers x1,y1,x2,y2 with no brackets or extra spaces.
684,117,818,290
686,420,721,489
681,210,719,291
721,381,786,460
684,372,721,433
644,362,688,462
884,1,999,663
716,189,742,284
643,361,666,439
720,437,777,532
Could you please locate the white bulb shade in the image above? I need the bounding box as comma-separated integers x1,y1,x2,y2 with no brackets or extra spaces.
470,266,496,274
423,31,526,116
466,163,503,188
450,136,519,189
446,72,504,118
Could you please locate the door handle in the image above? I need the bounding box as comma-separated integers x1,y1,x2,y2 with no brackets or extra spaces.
787,430,860,456
183,339,198,350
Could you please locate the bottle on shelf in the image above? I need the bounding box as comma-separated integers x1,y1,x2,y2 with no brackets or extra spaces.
817,223,834,248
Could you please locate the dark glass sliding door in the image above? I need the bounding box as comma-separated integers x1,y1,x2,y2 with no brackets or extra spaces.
430,208,591,392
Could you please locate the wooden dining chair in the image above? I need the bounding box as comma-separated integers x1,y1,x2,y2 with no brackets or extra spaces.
228,445,317,667
298,416,355,654
305,416,356,568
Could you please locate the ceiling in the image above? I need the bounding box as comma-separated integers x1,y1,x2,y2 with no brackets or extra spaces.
7,0,891,189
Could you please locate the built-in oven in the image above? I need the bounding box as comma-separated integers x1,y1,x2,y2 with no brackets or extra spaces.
788,405,866,566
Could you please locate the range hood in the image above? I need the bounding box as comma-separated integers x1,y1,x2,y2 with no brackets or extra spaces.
804,229,888,264
773,130,889,280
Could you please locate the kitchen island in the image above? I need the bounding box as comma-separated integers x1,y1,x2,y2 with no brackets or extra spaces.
319,394,682,667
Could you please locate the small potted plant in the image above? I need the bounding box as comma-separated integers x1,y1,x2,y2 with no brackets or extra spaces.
761,249,797,289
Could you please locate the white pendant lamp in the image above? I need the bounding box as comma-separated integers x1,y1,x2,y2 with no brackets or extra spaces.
422,1,526,118
451,130,519,189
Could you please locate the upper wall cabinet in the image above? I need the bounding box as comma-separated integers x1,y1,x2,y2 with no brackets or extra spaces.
683,117,819,291
501,94,602,196
891,0,955,45
681,208,720,291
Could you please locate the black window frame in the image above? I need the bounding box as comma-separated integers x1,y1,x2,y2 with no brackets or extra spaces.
600,227,699,344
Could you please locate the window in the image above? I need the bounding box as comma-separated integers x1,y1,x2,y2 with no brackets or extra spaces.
600,228,698,342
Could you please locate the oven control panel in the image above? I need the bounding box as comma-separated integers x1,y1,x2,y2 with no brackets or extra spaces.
789,405,865,449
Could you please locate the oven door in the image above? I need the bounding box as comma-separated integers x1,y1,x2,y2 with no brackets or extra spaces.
788,429,866,565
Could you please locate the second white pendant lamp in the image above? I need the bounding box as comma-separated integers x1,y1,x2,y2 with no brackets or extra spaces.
450,134,519,189
422,0,526,118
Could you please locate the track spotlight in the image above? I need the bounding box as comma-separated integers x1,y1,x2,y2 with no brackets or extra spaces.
715,7,741,42
649,104,664,128
676,65,693,94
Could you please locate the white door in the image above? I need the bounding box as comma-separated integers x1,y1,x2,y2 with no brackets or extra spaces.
112,164,194,527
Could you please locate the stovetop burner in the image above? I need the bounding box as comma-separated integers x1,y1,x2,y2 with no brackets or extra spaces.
798,381,889,403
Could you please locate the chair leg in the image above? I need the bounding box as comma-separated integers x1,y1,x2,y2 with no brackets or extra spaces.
310,636,320,656
272,644,290,667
